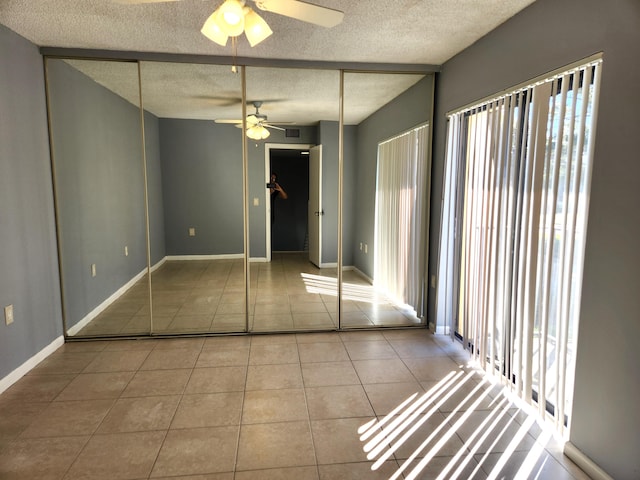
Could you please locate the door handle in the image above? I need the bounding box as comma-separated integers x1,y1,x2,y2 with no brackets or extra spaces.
314,210,324,216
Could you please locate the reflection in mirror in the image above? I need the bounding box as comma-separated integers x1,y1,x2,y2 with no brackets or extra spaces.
245,67,340,332
45,58,150,336
139,62,245,334
342,72,434,328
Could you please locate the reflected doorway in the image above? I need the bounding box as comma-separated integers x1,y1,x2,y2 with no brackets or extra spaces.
269,149,310,254
253,142,337,332
264,143,314,263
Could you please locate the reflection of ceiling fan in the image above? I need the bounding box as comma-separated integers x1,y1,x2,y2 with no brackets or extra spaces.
114,0,344,47
215,101,293,140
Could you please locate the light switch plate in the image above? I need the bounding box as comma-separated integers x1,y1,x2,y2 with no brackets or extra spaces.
4,305,14,325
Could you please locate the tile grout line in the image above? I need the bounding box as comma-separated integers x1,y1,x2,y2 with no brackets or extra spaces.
143,338,206,478
232,335,253,477
297,335,326,479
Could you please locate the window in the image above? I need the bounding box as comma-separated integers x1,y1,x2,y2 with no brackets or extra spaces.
437,56,602,435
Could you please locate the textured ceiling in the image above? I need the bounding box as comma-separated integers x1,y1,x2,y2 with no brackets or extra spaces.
63,59,426,124
1,0,536,123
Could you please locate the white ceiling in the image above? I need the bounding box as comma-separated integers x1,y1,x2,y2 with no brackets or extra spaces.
1,0,536,124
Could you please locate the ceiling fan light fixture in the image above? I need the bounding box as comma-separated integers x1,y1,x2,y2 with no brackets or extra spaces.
201,11,229,46
243,7,272,47
247,125,270,140
217,0,245,37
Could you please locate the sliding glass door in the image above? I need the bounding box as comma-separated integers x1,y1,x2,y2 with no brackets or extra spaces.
438,56,602,435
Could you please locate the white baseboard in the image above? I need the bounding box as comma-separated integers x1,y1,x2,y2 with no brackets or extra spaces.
319,262,337,268
563,442,614,480
67,255,240,335
350,267,373,285
67,267,149,336
165,254,243,261
150,256,166,272
0,335,65,394
250,257,268,263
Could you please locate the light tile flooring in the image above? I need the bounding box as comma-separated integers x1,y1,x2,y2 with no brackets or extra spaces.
75,253,422,337
0,329,591,479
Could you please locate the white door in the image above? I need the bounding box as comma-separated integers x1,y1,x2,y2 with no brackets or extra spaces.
308,145,322,267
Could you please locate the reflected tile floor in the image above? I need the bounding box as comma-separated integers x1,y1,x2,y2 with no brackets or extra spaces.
75,252,422,337
0,329,592,479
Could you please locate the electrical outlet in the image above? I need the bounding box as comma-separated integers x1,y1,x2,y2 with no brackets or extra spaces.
189,227,196,237
4,305,14,325
91,264,97,277
364,244,368,254
125,246,129,256
253,198,259,206
359,242,363,251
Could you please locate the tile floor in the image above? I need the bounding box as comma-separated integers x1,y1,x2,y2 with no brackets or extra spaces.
75,253,422,337
0,329,591,479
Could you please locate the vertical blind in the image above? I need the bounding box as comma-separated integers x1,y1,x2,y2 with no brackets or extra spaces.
374,124,429,316
439,57,602,435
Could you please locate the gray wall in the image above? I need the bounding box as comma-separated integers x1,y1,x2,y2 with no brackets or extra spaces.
352,75,435,278
317,121,340,264
0,25,63,379
47,60,149,330
342,125,358,267
159,119,244,256
144,111,166,266
429,0,640,478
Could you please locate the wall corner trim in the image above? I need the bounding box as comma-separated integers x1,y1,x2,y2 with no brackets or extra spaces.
0,335,65,395
563,442,614,480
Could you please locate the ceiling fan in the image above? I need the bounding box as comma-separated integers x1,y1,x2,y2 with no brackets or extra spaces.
114,0,344,47
215,101,293,140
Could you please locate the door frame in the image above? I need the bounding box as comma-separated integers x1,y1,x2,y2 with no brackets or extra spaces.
264,143,314,262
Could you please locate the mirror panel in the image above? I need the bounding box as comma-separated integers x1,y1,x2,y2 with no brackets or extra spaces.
46,58,150,337
342,71,434,328
245,66,340,332
139,61,245,334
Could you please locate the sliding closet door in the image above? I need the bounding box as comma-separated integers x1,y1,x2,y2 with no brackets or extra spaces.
341,72,434,328
245,66,340,332
139,61,246,335
45,58,150,337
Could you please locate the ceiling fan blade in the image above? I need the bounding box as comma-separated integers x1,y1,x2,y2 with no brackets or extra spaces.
254,0,344,28
264,124,286,131
214,119,243,124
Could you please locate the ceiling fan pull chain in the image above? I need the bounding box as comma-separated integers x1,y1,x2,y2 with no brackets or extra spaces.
231,36,238,73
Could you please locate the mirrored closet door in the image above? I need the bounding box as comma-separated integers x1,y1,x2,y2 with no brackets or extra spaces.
245,66,340,332
340,71,434,328
139,61,245,335
47,55,435,338
46,58,151,337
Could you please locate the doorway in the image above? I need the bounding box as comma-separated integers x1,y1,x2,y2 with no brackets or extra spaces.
270,149,309,252
264,143,314,262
